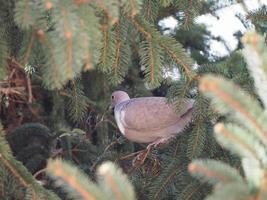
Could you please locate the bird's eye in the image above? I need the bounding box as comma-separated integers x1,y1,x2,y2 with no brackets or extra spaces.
111,95,114,99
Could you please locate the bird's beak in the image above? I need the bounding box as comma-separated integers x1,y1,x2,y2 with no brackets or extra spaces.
108,105,115,115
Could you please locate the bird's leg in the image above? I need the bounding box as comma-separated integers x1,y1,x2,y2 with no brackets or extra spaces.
132,145,153,167
147,137,172,148
132,137,170,167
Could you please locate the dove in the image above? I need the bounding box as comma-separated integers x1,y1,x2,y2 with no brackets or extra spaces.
111,90,194,149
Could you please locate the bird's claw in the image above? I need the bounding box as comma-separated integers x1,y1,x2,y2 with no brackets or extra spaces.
132,144,153,167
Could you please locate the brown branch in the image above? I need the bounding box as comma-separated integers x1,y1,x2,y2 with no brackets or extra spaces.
104,172,124,200
191,122,202,158
126,15,151,39
184,183,205,200
100,15,109,67
0,155,28,187
188,162,229,182
23,31,35,66
184,0,193,26
159,42,195,79
111,25,122,75
148,40,155,83
8,58,33,103
60,3,74,79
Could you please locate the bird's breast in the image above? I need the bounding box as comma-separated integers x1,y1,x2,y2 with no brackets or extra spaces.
114,104,126,135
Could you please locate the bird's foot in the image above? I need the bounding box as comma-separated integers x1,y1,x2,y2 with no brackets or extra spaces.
132,144,153,167
132,137,171,167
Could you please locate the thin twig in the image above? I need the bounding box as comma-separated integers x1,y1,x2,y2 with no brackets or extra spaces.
33,168,47,178
9,58,33,103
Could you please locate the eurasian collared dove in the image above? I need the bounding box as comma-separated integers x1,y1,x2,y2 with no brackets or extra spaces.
111,91,194,148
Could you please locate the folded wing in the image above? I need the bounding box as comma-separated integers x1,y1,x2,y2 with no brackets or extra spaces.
120,97,193,131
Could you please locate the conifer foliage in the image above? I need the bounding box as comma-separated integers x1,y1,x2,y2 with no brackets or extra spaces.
9,0,197,90
1,0,267,200
189,32,267,199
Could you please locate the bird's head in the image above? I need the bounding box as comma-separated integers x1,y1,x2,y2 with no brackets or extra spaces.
110,90,130,109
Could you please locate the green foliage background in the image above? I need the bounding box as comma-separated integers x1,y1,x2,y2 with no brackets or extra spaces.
0,0,267,200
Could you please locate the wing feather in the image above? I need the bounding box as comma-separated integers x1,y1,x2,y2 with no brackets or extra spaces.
120,97,192,131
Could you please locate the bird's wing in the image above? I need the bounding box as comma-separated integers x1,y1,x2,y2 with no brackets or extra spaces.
120,97,193,131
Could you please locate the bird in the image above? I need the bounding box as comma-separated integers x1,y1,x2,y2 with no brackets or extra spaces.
110,90,194,150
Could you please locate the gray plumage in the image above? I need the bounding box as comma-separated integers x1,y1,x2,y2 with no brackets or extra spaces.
111,91,194,144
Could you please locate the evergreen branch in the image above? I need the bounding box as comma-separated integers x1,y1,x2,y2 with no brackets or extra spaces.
40,1,89,89
167,76,198,134
61,10,74,79
101,17,108,69
205,183,251,200
214,123,267,166
76,5,101,69
108,21,130,85
179,181,206,200
73,0,92,4
173,0,201,29
242,32,267,109
100,169,124,200
0,125,12,158
189,159,243,185
213,122,267,188
122,0,142,17
81,29,92,70
215,124,256,158
65,79,90,123
167,76,193,100
247,6,267,29
113,41,121,76
184,184,204,200
99,15,115,73
181,0,193,28
208,0,238,11
98,161,136,200
47,159,100,200
45,0,53,9
126,17,164,87
125,15,151,38
14,0,38,29
95,0,119,24
38,32,64,89
187,95,214,159
5,58,33,103
159,36,196,80
19,30,36,66
56,1,78,80
160,0,173,7
146,158,187,200
129,0,137,14
139,38,164,88
197,62,229,78
47,159,136,200
0,126,31,193
187,122,206,159
0,155,30,189
193,95,213,121
0,32,8,80
199,75,267,147
148,40,155,82
0,124,60,199
152,161,182,200
142,0,159,22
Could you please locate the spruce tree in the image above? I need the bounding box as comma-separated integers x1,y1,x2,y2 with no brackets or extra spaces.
0,0,267,200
